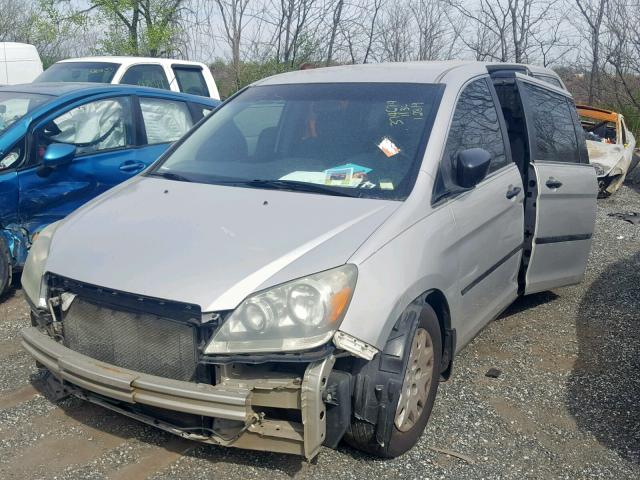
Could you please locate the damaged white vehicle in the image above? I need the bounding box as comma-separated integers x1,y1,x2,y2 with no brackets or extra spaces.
20,62,597,459
578,105,636,196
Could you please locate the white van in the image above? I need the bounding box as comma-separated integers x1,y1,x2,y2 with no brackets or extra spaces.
0,43,43,85
35,56,220,100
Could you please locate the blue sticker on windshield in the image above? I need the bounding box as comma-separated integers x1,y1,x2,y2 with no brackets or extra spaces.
329,163,372,174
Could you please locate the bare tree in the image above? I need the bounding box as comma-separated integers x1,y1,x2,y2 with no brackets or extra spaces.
574,0,609,104
607,0,640,109
447,0,559,64
531,12,573,67
215,0,252,88
361,0,383,63
447,0,509,61
410,0,460,61
326,0,344,65
378,1,413,62
263,0,322,65
510,0,557,63
342,0,384,64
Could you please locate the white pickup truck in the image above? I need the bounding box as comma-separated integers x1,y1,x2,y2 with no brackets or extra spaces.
35,56,220,100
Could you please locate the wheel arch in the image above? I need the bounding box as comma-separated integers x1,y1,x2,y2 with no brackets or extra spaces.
422,289,456,380
367,285,456,381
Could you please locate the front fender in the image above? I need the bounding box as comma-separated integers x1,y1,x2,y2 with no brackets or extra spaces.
339,208,460,351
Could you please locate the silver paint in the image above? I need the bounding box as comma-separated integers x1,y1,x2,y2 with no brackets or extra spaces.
31,61,597,355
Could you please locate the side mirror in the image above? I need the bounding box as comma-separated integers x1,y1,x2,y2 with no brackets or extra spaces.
42,143,76,168
456,148,492,188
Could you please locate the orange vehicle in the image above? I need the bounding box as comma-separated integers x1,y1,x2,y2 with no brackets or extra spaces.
577,105,636,196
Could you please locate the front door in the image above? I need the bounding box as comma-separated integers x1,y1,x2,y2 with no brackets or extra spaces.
435,78,524,344
517,77,598,294
16,95,141,232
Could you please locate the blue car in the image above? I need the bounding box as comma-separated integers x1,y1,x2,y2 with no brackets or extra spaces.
0,83,219,295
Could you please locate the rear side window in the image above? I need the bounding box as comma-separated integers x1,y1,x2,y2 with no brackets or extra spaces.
121,65,170,90
139,97,193,144
173,67,209,97
436,78,508,196
521,82,580,163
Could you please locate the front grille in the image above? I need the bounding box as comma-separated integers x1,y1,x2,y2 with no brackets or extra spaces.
62,297,198,381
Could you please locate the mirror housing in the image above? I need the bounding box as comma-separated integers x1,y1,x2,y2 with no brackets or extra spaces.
456,148,492,188
42,143,76,168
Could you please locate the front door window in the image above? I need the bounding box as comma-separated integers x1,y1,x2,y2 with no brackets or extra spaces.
35,97,133,161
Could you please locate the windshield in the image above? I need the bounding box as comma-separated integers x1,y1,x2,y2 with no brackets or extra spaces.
35,62,120,83
0,91,52,135
151,83,443,200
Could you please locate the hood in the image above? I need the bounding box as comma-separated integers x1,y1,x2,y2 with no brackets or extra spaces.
45,177,399,311
586,140,624,175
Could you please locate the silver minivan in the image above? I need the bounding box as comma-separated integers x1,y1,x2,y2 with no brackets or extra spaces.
20,61,597,459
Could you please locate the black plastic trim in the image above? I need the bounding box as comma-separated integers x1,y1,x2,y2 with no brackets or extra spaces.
48,274,202,323
461,243,524,296
535,233,592,244
323,370,352,449
200,343,335,365
440,327,456,380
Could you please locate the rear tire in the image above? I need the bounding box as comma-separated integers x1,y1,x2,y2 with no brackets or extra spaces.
345,304,442,458
0,237,12,298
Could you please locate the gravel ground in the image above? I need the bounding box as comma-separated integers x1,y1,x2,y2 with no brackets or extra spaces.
0,182,638,480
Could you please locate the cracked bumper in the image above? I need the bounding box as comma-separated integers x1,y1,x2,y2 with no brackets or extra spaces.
20,326,333,458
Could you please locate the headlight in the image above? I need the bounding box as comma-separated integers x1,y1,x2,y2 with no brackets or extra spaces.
21,222,60,308
592,163,606,176
204,264,357,354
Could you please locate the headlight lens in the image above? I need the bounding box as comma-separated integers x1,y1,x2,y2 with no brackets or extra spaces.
204,264,357,354
288,282,326,326
21,222,60,307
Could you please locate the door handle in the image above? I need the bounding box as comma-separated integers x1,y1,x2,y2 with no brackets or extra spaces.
506,185,521,199
545,177,563,189
119,160,145,173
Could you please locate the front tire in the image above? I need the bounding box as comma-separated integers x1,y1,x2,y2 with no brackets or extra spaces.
345,304,442,457
0,237,12,298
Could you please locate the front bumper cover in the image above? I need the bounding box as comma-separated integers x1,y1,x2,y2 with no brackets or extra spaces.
21,326,334,458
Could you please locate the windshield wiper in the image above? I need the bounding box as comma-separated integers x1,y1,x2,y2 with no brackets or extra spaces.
211,179,359,197
147,171,192,183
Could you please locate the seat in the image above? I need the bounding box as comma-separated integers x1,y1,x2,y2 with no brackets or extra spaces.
197,121,248,162
254,127,277,163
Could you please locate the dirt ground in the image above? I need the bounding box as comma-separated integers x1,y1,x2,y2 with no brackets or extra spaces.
0,183,638,480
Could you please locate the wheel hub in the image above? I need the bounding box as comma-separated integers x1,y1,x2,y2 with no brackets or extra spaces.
394,327,434,432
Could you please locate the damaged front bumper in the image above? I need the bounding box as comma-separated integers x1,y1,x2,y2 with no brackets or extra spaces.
596,170,626,196
21,326,337,458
